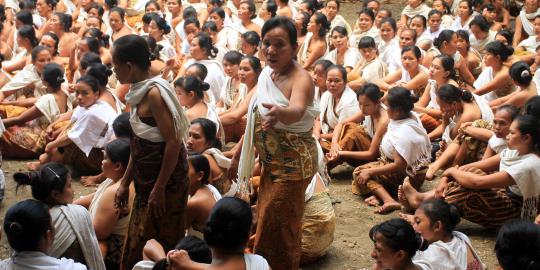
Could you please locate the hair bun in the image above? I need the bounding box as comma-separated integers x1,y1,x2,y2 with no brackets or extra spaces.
57,76,65,83
6,222,23,236
201,81,210,91
521,69,531,78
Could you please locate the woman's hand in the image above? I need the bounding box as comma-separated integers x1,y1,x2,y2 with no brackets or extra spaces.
329,143,341,159
434,177,449,198
114,181,130,213
148,185,166,218
227,156,239,180
356,169,371,186
442,165,459,178
261,103,281,131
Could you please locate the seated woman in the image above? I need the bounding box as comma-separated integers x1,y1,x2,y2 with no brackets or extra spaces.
409,15,432,52
512,0,540,48
148,15,176,63
369,218,431,270
401,114,540,230
216,51,244,113
400,0,431,28
376,45,428,97
456,30,482,78
38,76,118,176
495,220,540,270
490,62,538,109
400,199,484,270
167,197,270,269
74,139,134,269
325,0,352,35
515,15,540,64
48,13,80,58
13,163,105,270
425,10,443,44
377,18,400,73
451,0,474,32
1,63,71,159
352,87,430,214
136,236,212,270
324,26,360,73
294,11,310,50
0,199,88,270
187,118,233,195
349,8,379,48
468,15,497,56
415,55,459,135
2,25,37,74
481,105,518,159
348,36,388,91
82,28,113,66
326,83,388,169
314,65,359,151
297,12,329,70
473,41,514,102
312,59,332,105
40,31,69,66
86,63,125,113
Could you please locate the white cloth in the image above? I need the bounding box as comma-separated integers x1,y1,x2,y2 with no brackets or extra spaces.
157,39,176,62
488,134,507,154
517,35,540,53
470,30,497,55
474,67,497,102
402,3,431,19
125,0,150,16
0,64,44,101
379,39,401,73
501,149,540,221
534,69,540,95
426,80,440,109
442,94,494,143
519,8,540,36
34,93,73,124
204,148,231,169
451,15,474,32
184,59,225,103
219,77,247,111
352,58,388,84
324,48,361,68
126,76,190,142
226,0,240,24
61,0,77,14
380,116,431,175
89,179,130,236
237,66,319,194
349,27,379,48
330,15,352,35
68,101,117,156
0,252,87,270
205,102,225,144
297,32,328,66
417,30,434,47
206,184,222,201
318,87,359,134
244,254,270,270
400,65,429,86
216,26,241,51
49,205,105,270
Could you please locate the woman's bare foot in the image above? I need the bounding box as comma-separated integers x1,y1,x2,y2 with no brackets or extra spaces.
398,212,415,226
375,200,402,214
26,161,41,171
400,178,424,210
364,195,381,207
81,174,105,187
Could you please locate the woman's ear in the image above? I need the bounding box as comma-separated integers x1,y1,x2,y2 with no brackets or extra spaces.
432,220,444,233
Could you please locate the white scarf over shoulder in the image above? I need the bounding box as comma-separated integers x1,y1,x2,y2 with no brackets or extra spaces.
319,87,359,134
49,205,105,270
520,8,540,36
126,76,190,142
402,3,431,19
1,65,44,100
237,66,319,195
34,92,73,124
0,252,87,270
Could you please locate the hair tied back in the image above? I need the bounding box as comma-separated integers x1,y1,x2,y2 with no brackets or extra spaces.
522,70,531,78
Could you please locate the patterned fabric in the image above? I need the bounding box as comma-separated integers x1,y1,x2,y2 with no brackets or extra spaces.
0,105,48,158
420,113,441,134
453,119,492,165
105,234,124,270
120,133,189,270
322,122,372,167
210,175,231,195
60,144,104,176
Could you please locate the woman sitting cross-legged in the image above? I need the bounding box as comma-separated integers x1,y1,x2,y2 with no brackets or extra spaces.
352,87,431,214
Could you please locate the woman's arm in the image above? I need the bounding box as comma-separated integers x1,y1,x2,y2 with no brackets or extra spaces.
2,55,28,73
445,167,515,189
2,106,43,127
450,111,477,139
422,52,435,68
400,71,428,92
416,82,432,108
459,153,501,172
482,146,495,160
493,91,530,109
364,150,407,177
461,124,494,142
474,71,510,96
428,124,444,141
1,97,38,108
92,188,121,240
220,88,255,125
340,119,388,161
302,41,326,70
348,76,367,90
73,192,95,209
375,69,402,92
513,16,523,48
457,58,475,86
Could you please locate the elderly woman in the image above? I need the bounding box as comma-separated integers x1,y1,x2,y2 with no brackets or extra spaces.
47,13,80,58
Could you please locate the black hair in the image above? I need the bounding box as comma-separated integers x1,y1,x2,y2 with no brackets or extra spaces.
485,41,513,62
4,199,52,252
380,17,397,32
437,84,474,104
369,218,428,258
401,45,421,59
54,12,72,32
42,31,60,56
357,83,383,102
81,36,100,54
496,29,514,45
327,64,347,81
314,59,333,72
433,29,456,49
410,14,427,29
469,14,490,32
525,96,540,119
300,0,316,14
459,0,473,15
242,55,262,75
174,236,212,263
145,0,161,11
495,219,540,270
87,2,104,17
113,112,132,138
387,86,419,113
358,36,376,49
418,199,461,235
86,63,113,88
331,25,348,37
15,10,33,26
113,35,151,70
202,20,218,33
77,75,100,93
483,2,495,12
80,52,102,70
19,25,38,47
42,63,65,90
184,16,200,30
456,30,471,50
265,0,278,17
434,0,451,14
110,7,126,21
207,0,224,7
377,7,392,18
240,0,256,19
84,27,110,48
242,31,260,47
143,35,163,61
401,28,417,41
188,153,210,185
150,13,171,34
223,50,243,65
434,54,457,80
210,7,225,19
203,197,253,251
174,76,210,100
194,32,218,58
0,4,5,22
509,61,533,86
18,0,35,11
105,0,118,8
190,118,222,149
515,114,540,151
357,7,375,21
44,0,58,9
142,12,158,24
298,11,310,36
105,139,130,168
183,6,197,19
14,163,70,203
496,105,520,121
31,46,50,62
428,9,443,19
262,16,297,47
187,63,208,80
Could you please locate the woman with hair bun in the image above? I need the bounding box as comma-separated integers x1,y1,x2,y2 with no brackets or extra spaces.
473,41,514,102
352,87,430,214
236,0,261,35
490,61,539,108
400,199,484,270
143,35,166,77
13,163,105,270
297,11,329,70
148,14,176,62
86,63,125,113
369,218,431,270
0,199,88,270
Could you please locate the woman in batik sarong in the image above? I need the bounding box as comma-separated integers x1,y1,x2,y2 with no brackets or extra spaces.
231,17,319,270
112,35,190,270
352,87,430,214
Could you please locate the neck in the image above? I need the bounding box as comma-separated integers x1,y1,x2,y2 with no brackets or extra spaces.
441,233,454,243
246,80,256,89
131,69,152,83
56,30,65,38
241,17,251,24
526,5,537,13
372,105,382,118
518,145,535,156
211,247,245,264
331,89,344,100
273,60,295,77
337,45,347,54
491,61,502,71
435,76,449,85
189,183,204,196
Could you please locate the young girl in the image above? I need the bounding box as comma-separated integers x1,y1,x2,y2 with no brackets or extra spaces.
348,36,388,91
451,0,474,31
456,30,482,81
377,18,400,73
216,51,244,113
409,15,432,51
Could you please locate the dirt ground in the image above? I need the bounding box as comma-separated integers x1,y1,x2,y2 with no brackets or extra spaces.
0,1,502,268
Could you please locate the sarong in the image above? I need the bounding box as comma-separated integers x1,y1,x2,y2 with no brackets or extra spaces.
60,143,104,176
210,175,231,195
321,122,372,167
253,111,318,270
420,113,440,134
105,234,124,270
453,119,492,165
0,105,47,158
223,116,247,143
120,135,189,270
445,167,521,230
301,192,335,265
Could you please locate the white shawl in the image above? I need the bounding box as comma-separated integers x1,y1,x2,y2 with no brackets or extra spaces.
219,77,247,111
0,252,87,270
34,92,73,124
125,0,150,16
519,8,540,36
184,59,225,104
1,64,44,100
380,116,431,176
324,48,361,68
244,254,270,270
206,102,226,145
349,27,380,48
330,14,352,35
402,3,431,19
126,76,190,142
319,87,359,134
470,30,496,55
204,148,231,169
379,39,402,73
49,205,105,270
451,15,474,31
226,0,240,24
237,66,319,195
473,67,497,102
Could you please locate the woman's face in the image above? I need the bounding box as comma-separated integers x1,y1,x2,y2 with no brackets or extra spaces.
326,1,338,19
88,7,100,17
436,96,457,117
524,0,539,11
443,34,458,54
48,14,62,32
86,17,101,29
429,58,448,81
299,2,310,14
109,12,123,32
428,14,442,31
307,15,320,35
432,0,445,12
189,37,205,60
326,68,345,96
148,20,164,40
167,0,181,14
408,0,422,7
456,35,468,51
359,95,378,116
534,18,540,36
294,13,306,32
36,0,52,16
34,50,52,73
409,17,425,36
401,50,419,72
186,123,210,153
413,208,438,243
75,82,99,108
261,26,296,70
312,64,327,89
241,39,257,56
185,23,200,44
40,35,57,55
506,120,525,150
331,30,348,50
76,40,91,60
375,10,389,28
223,60,239,77
209,13,224,29
458,1,470,17
399,30,415,48
145,3,159,13
187,161,202,188
53,176,74,205
238,2,252,20
495,34,509,45
101,151,119,179
370,233,401,269
358,13,373,32
379,22,395,42
175,86,193,107
259,2,271,20
492,109,513,138
359,47,377,62
238,58,256,85
483,52,499,67
470,24,487,40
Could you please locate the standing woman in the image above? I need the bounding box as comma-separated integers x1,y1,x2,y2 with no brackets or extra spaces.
324,26,360,72
112,35,191,270
231,17,319,270
297,12,329,70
